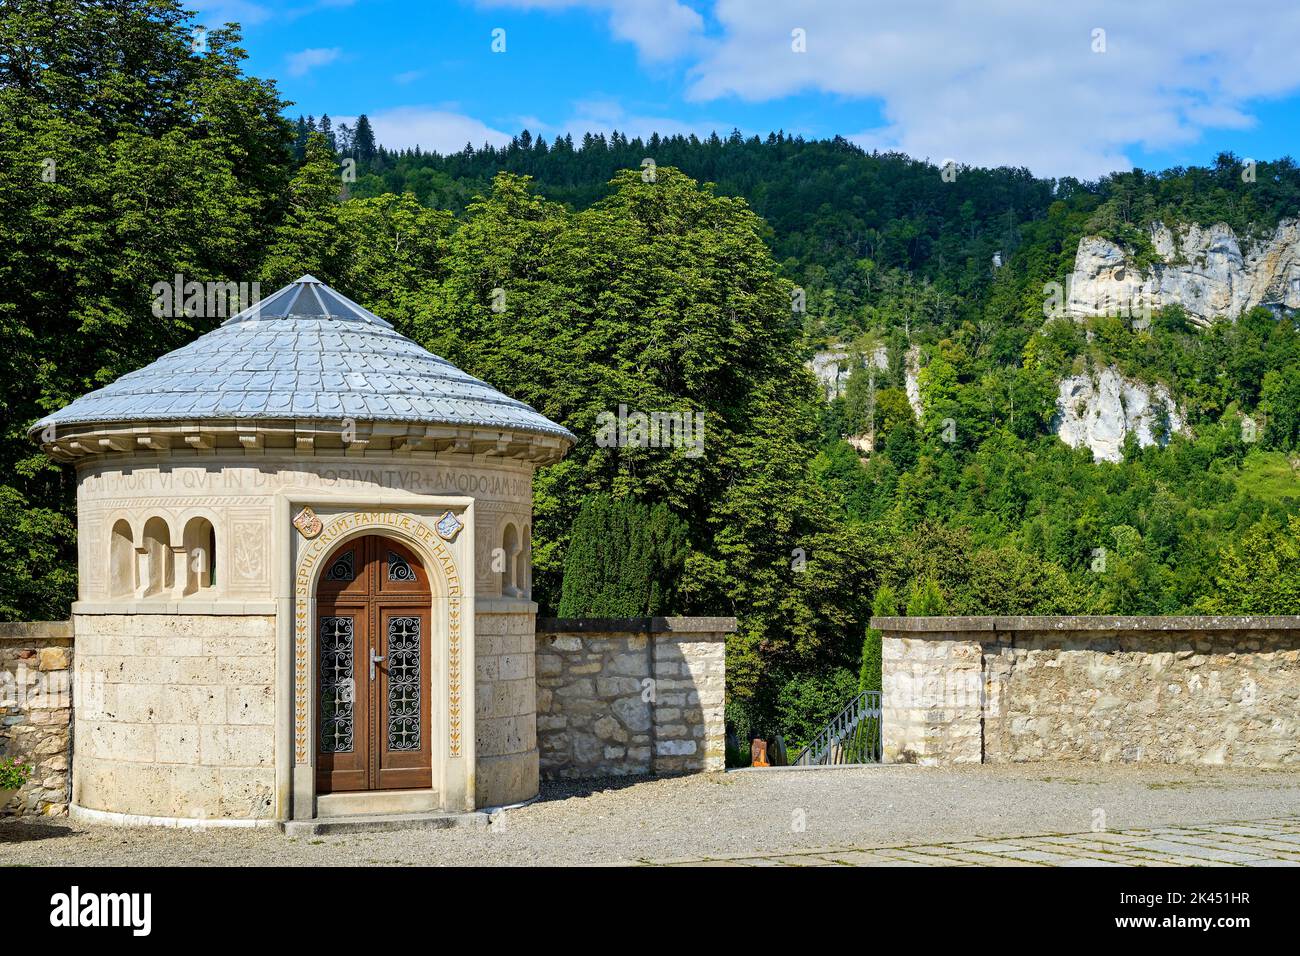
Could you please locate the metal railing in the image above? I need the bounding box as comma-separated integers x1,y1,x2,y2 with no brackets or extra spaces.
791,690,882,766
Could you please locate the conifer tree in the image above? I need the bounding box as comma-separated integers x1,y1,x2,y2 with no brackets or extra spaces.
353,114,376,164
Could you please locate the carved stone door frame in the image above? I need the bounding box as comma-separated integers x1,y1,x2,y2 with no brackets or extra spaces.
275,500,475,820
315,535,434,794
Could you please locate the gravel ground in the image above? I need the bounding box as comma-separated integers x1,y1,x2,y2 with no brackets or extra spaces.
4,763,1300,866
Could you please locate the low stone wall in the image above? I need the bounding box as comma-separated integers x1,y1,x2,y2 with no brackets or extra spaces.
1,622,74,816
874,615,1300,767
535,617,730,778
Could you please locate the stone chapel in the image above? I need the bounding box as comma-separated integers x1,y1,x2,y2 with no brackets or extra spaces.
30,275,574,824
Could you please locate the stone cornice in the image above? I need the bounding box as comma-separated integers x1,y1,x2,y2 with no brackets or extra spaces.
37,418,570,467
870,614,1300,633
538,616,737,634
0,621,74,641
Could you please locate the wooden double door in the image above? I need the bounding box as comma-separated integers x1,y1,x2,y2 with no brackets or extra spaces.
316,535,433,793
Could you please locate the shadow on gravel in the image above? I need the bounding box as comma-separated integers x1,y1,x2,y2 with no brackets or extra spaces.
537,776,661,802
0,820,74,844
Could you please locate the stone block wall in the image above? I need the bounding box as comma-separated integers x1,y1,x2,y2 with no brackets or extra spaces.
0,622,74,816
474,601,539,808
535,617,730,778
72,612,277,821
880,628,984,765
876,615,1300,767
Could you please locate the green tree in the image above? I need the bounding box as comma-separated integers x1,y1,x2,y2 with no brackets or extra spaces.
774,667,858,750
859,584,897,693
1261,364,1300,450
557,496,689,617
353,114,377,163
0,0,292,620
906,576,948,615
1198,514,1300,614
873,387,914,443
260,133,350,286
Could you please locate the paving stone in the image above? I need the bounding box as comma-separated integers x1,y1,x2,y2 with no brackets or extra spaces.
902,844,966,857
1131,839,1265,862
801,853,898,866
1041,832,1146,848
1057,856,1128,867
649,816,1300,867
1212,825,1290,837
941,852,1034,866
817,850,918,865
682,859,746,867
984,847,1081,864
1166,833,1299,858
884,848,971,863
962,841,1031,853
1215,839,1300,857
876,860,939,867
1048,844,1171,865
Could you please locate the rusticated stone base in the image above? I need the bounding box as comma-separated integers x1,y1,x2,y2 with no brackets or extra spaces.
72,612,276,821
536,617,730,779
475,602,539,807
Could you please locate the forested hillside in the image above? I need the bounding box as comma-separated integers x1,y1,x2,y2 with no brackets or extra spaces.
4,1,1299,748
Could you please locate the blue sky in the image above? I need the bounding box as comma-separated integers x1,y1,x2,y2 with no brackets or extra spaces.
192,0,1300,179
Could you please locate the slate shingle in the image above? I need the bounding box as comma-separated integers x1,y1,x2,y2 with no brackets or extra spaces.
31,276,573,442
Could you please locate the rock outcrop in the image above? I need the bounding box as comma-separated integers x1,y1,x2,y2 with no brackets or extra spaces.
812,344,1192,466
807,344,889,400
1055,366,1186,462
903,344,923,420
1066,219,1300,327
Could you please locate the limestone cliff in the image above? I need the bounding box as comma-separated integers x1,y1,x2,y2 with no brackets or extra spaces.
807,344,891,401
1055,366,1187,463
812,344,1188,466
808,343,919,459
1066,219,1300,327
903,344,922,420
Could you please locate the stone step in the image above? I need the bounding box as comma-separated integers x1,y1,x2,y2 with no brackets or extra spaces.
281,810,490,837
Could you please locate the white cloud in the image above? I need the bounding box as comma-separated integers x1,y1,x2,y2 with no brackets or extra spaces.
335,108,513,153
189,0,357,25
478,0,705,62
562,97,725,141
282,0,1300,178
285,47,343,77
672,0,1300,178
186,0,274,27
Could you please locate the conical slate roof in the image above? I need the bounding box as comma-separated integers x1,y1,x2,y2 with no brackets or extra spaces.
31,276,573,442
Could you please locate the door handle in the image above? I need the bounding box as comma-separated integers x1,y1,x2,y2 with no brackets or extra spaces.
370,649,385,680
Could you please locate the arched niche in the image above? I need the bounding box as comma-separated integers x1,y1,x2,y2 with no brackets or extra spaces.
500,522,520,597
141,516,173,597
516,525,531,599
182,516,216,595
109,519,135,597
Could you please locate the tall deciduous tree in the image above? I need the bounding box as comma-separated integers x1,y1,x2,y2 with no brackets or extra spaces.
0,0,293,618
1198,515,1300,615
260,133,350,285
